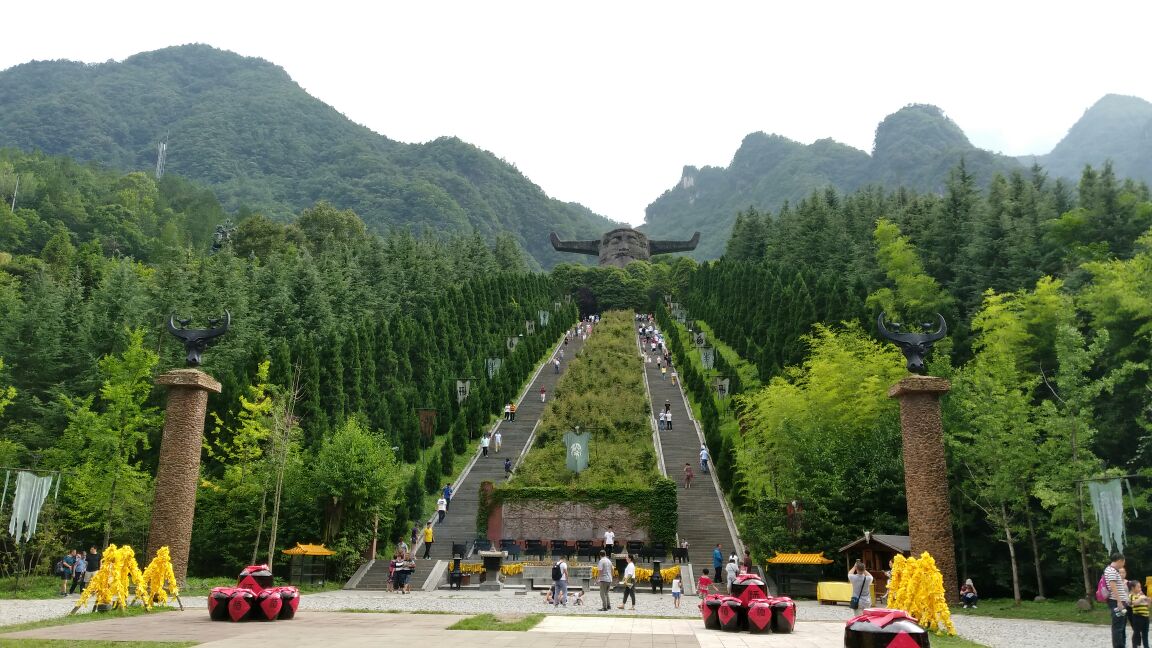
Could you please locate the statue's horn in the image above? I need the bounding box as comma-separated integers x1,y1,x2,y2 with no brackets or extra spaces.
925,313,948,342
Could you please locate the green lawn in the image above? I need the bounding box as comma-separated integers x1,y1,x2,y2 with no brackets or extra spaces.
951,598,1110,625
0,576,67,600
932,634,988,648
0,636,193,641
0,607,174,636
447,613,544,631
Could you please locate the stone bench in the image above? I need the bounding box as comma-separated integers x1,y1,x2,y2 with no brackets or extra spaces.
523,565,595,592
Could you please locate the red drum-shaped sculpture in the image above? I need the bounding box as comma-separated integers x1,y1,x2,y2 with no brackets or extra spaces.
844,608,930,648
769,596,797,634
237,564,274,594
275,586,300,620
208,587,235,621
700,594,724,630
256,588,283,621
730,573,767,608
746,598,773,634
718,596,744,632
227,588,257,622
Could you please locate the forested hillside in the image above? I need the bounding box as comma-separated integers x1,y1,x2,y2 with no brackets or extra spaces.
0,148,578,576
671,161,1152,600
1026,94,1152,188
0,44,618,267
642,105,1023,259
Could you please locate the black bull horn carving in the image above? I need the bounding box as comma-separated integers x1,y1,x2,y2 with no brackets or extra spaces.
167,311,231,367
877,312,948,374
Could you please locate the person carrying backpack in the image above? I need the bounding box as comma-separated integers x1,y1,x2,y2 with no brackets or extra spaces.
552,558,568,607
1103,553,1130,648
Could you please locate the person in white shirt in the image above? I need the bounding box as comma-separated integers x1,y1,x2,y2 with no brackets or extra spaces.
480,434,490,457
436,497,447,523
604,526,615,556
493,430,502,454
553,559,569,607
618,555,637,610
671,574,683,609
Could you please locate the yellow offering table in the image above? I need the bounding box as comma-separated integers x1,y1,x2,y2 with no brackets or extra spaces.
817,580,875,605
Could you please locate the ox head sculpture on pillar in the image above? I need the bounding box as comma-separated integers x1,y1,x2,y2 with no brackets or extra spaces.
167,311,231,367
877,312,948,374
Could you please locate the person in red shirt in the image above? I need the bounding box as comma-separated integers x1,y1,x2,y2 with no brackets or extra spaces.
697,568,714,598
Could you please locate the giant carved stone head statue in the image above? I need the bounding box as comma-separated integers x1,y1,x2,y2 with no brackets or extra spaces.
600,228,650,267
550,228,700,268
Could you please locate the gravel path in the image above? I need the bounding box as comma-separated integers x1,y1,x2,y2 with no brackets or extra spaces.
1,590,1113,647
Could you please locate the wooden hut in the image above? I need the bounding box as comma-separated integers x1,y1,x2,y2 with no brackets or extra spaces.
838,533,910,596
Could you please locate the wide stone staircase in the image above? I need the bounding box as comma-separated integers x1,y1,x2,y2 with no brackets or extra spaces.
350,326,585,589
641,328,742,579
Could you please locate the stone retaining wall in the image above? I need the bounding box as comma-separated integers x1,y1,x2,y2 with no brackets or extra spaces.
500,501,649,542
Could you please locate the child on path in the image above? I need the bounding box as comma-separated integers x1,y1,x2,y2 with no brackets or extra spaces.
1131,580,1149,648
671,574,683,608
697,569,713,598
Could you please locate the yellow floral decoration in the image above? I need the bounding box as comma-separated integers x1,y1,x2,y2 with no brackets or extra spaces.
887,552,955,635
73,545,182,614
135,546,181,608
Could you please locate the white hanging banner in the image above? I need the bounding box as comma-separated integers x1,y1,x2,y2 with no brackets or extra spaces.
7,471,54,544
1088,479,1126,553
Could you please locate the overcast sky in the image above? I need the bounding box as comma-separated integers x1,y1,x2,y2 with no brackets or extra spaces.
4,1,1151,225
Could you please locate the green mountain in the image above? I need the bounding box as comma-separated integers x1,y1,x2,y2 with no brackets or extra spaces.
1023,93,1152,184
0,44,618,267
641,104,1023,259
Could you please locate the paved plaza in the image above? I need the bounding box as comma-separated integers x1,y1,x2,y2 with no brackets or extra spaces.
0,589,1114,648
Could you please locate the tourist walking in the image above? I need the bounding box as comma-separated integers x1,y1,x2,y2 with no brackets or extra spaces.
658,410,666,430
699,445,710,474
671,573,683,608
726,556,739,594
56,550,75,596
1105,553,1130,648
504,457,513,479
493,430,502,454
69,551,87,594
552,558,569,606
436,496,447,523
618,555,636,610
85,546,99,585
597,550,614,611
422,522,435,559
665,409,672,430
683,462,693,489
540,386,547,402
480,433,490,457
697,568,714,597
554,358,561,373
442,484,453,511
713,544,723,576
661,366,667,381
604,526,615,556
504,403,511,420
848,560,874,612
509,403,517,421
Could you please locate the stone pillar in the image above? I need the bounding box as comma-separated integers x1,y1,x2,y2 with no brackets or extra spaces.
888,375,958,605
146,368,221,587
